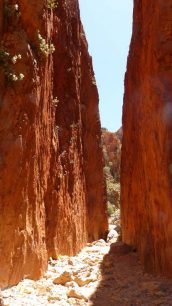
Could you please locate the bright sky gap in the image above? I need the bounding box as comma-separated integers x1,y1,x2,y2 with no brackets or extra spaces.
79,0,133,132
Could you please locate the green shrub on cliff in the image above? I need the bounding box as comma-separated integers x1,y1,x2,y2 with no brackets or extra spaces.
107,202,116,217
0,47,24,82
37,32,55,57
47,0,58,9
4,1,20,18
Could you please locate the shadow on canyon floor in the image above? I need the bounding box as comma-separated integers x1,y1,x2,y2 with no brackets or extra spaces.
90,242,172,306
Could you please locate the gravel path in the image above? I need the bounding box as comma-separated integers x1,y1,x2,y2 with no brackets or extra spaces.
1,226,172,306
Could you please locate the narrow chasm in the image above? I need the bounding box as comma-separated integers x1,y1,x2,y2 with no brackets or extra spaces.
1,0,172,306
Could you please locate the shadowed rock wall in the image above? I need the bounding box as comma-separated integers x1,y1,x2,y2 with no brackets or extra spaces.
121,0,172,276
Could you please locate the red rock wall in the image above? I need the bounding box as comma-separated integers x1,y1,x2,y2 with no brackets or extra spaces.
102,128,122,181
0,0,107,288
121,0,172,276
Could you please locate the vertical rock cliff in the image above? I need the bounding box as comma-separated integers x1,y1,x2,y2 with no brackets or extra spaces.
102,128,122,182
0,0,107,288
121,0,172,276
102,128,121,210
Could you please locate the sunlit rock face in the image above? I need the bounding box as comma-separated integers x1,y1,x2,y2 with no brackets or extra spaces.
0,0,107,288
101,128,122,211
121,0,172,276
102,128,122,182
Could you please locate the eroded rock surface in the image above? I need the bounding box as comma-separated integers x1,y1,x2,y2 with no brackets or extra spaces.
0,0,107,288
121,0,172,276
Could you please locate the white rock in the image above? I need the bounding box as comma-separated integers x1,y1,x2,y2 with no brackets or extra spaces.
93,239,107,247
107,229,118,242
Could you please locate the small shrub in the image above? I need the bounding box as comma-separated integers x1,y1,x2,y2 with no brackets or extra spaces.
7,72,24,82
107,202,116,217
0,47,24,82
0,48,10,66
37,32,55,57
92,77,96,86
4,1,20,18
47,0,58,9
11,54,22,64
103,166,111,177
52,97,59,106
70,123,77,129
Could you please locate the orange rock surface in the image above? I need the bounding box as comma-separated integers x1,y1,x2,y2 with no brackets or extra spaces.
102,128,122,182
121,0,172,276
0,0,107,288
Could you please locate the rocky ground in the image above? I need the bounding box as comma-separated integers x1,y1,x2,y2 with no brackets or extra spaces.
1,222,172,306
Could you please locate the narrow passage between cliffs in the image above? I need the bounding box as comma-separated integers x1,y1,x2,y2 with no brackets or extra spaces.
1,1,172,306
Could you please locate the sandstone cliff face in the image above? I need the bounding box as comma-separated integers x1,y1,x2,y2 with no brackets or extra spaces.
121,0,172,276
102,128,122,182
0,0,107,288
102,128,121,211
